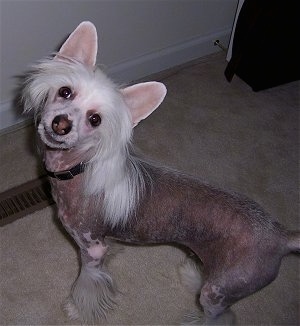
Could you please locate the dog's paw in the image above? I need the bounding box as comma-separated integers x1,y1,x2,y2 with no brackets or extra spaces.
181,311,204,325
63,297,80,321
68,266,116,323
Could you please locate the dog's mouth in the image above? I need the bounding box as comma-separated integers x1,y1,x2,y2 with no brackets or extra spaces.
38,123,78,149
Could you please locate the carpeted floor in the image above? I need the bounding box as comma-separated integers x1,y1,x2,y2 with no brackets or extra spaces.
0,52,299,325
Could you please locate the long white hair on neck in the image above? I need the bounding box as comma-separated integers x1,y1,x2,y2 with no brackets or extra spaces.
84,86,147,228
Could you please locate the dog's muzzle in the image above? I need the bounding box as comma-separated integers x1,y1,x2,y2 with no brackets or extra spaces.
52,114,72,135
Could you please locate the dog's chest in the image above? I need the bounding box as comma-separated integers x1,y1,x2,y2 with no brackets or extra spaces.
51,179,85,223
50,176,107,235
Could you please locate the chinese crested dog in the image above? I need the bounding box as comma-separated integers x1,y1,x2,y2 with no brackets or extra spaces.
22,22,299,324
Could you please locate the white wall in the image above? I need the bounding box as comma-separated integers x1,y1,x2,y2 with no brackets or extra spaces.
0,0,238,131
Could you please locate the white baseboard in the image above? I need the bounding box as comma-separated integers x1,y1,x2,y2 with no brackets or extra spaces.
0,28,231,133
107,29,231,83
0,100,32,134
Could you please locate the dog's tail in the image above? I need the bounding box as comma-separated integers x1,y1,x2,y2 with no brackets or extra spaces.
286,230,300,253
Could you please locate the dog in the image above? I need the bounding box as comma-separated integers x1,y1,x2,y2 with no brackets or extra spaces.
22,21,299,324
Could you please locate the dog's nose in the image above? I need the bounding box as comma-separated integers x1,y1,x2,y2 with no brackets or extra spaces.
52,114,72,135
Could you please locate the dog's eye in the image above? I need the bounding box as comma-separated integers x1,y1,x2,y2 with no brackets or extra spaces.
89,113,101,127
58,87,72,99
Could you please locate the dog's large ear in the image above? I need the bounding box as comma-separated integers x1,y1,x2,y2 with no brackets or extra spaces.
55,21,97,66
121,82,167,127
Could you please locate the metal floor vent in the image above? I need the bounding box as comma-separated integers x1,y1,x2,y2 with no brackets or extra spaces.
0,176,54,227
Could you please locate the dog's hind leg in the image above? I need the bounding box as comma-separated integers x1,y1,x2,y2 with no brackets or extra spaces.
64,244,116,323
196,254,282,325
197,281,236,325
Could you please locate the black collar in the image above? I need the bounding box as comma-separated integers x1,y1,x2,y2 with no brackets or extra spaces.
45,162,86,181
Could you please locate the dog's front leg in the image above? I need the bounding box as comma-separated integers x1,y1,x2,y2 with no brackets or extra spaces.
64,242,116,323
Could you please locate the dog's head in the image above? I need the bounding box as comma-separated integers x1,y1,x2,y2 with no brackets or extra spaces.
22,22,167,154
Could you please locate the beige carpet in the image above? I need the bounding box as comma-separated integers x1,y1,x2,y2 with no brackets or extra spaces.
0,52,299,325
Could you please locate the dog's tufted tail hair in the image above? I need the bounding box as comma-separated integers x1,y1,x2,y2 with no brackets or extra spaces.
286,231,300,253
